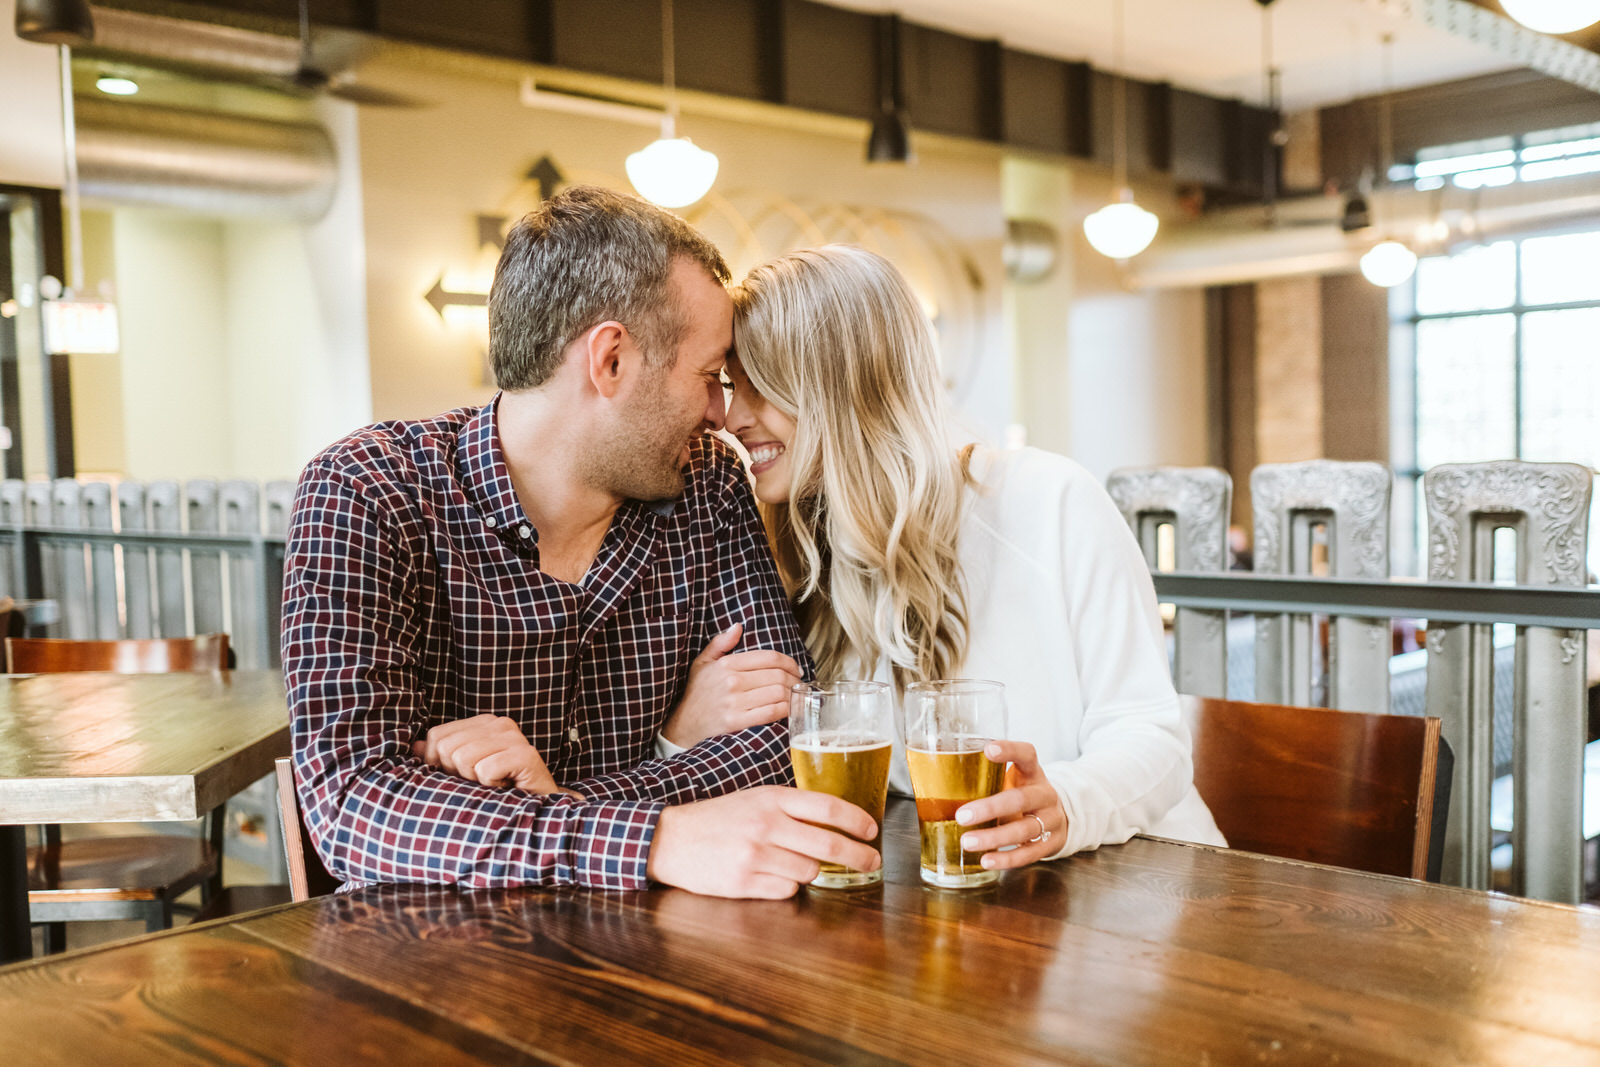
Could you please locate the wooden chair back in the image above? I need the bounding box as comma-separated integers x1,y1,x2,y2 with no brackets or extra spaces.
0,597,22,642
6,633,231,674
274,757,341,900
1182,695,1445,880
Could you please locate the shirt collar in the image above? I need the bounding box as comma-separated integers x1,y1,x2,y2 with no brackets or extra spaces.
456,392,684,536
456,393,530,535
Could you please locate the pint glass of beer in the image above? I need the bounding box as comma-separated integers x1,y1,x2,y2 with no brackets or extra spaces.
899,679,1008,889
789,681,894,888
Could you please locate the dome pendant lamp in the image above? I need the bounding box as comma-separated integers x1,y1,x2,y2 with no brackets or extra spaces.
1083,0,1159,261
626,0,719,208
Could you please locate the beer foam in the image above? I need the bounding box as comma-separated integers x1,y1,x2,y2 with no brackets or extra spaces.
792,730,892,753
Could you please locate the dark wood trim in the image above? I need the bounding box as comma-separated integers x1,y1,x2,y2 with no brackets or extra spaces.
89,0,1276,196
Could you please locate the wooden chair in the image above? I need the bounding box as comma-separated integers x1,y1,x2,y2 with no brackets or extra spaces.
0,598,24,642
6,633,232,674
1182,695,1452,880
12,634,233,950
193,757,338,919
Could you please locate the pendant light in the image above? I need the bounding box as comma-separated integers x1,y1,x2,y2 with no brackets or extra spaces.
626,0,719,209
1083,0,1159,261
1358,34,1417,289
14,0,94,45
866,14,913,164
1499,0,1600,34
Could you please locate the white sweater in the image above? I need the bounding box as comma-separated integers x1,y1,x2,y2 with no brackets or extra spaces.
657,445,1225,858
878,446,1225,859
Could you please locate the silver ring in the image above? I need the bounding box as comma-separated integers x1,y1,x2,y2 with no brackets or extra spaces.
1025,812,1049,843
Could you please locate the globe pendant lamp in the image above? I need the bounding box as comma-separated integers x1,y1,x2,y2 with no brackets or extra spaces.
1360,35,1417,289
1499,0,1600,34
1084,0,1158,261
627,0,718,208
1359,240,1419,287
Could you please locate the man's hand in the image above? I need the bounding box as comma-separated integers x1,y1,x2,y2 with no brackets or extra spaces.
412,714,561,794
646,786,880,898
662,624,802,748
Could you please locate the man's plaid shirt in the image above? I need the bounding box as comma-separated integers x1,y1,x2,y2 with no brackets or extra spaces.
282,395,811,891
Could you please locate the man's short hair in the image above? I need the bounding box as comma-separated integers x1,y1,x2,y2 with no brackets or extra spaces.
488,185,731,391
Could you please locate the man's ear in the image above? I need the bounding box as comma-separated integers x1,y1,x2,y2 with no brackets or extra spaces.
581,321,636,400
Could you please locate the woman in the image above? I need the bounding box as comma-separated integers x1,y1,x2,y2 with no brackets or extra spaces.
664,244,1223,872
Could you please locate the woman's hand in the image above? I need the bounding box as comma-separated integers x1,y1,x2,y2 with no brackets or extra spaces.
412,714,564,795
951,740,1068,871
662,623,803,748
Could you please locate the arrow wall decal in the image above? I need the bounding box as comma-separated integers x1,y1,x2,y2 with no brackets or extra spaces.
424,277,488,318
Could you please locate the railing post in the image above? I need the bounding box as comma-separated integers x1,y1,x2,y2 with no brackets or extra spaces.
186,481,223,637
1424,460,1593,902
118,482,154,639
1251,461,1392,713
221,481,263,669
0,480,23,600
1106,466,1232,698
147,481,187,638
82,482,118,640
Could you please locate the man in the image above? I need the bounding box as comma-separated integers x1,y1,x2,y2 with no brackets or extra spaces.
283,185,876,899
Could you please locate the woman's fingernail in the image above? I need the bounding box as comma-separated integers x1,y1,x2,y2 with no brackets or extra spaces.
954,807,973,825
980,855,996,868
960,834,975,851
986,743,1002,758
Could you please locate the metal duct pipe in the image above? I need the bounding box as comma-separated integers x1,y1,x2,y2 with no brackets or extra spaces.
73,98,336,221
1130,171,1600,289
85,7,307,79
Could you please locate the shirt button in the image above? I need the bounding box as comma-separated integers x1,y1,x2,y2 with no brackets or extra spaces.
568,726,581,742
484,515,498,528
519,525,533,539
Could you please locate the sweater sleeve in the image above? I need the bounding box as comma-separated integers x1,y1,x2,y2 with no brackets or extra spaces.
1038,461,1195,858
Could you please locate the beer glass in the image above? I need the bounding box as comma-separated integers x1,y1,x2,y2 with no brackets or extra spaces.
789,680,894,888
899,679,1008,889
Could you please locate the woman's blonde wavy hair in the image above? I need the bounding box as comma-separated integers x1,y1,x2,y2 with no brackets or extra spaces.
731,245,969,691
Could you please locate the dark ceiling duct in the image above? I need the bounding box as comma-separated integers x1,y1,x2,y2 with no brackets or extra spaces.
73,98,337,221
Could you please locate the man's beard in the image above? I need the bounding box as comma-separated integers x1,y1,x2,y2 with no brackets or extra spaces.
583,376,694,502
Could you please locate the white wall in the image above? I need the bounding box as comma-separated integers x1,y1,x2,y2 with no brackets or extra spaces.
0,0,65,189
354,57,1011,440
111,212,232,480
1003,157,1208,481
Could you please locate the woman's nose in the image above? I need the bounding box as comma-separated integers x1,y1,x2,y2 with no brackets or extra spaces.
724,388,752,434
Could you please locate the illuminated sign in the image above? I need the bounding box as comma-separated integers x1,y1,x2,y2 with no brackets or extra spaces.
41,300,120,355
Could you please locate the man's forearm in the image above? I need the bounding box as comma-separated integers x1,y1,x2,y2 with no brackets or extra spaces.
304,758,667,889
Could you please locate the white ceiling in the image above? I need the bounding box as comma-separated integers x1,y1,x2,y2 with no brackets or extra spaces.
830,0,1521,110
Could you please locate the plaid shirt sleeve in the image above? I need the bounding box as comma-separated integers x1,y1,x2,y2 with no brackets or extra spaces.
283,456,664,891
572,442,813,803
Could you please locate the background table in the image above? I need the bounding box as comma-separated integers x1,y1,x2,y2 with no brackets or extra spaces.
0,670,290,962
2,798,1597,1064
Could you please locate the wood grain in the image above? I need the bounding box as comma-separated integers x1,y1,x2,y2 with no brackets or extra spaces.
1,800,1596,1065
0,671,289,823
1184,695,1442,879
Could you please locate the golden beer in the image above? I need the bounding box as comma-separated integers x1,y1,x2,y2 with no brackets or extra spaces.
905,743,1005,888
791,732,892,888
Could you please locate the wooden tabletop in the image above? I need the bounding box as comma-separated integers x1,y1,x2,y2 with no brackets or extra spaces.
1,799,1596,1065
0,670,289,824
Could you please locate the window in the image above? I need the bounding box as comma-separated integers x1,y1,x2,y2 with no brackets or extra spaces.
1389,123,1600,192
1395,229,1600,581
